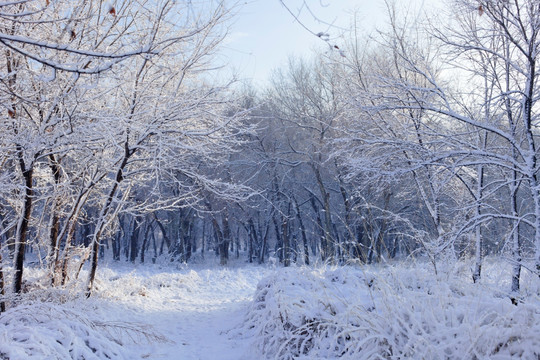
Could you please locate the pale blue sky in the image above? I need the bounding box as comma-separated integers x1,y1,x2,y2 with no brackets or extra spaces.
219,0,400,85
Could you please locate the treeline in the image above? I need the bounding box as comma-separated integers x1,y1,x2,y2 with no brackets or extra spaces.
2,0,540,310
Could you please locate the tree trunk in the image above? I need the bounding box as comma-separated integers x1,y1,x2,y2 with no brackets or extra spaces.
130,217,140,263
87,140,131,297
201,219,206,259
259,222,269,264
282,215,290,267
309,195,326,261
272,214,283,263
293,197,309,265
511,182,522,293
336,166,355,260
112,229,121,261
247,219,255,263
355,224,366,262
312,164,333,262
333,223,343,263
235,225,240,259
47,155,62,278
472,165,484,283
0,240,5,312
220,214,230,266
140,221,151,264
154,215,171,254
510,150,522,293
59,210,83,285
13,154,34,294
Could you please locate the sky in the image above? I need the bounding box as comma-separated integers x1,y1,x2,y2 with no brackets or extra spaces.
218,0,413,86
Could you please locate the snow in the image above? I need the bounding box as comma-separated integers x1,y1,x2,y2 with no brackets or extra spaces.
0,257,269,360
109,262,266,360
1,257,539,359
238,260,540,359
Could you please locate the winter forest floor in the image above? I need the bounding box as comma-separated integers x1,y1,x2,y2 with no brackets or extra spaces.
0,255,269,360
115,259,267,359
1,255,540,359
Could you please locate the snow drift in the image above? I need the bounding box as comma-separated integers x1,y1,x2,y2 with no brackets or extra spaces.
241,263,540,359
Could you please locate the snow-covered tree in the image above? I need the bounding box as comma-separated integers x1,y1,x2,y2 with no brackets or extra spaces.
336,0,540,291
0,0,252,302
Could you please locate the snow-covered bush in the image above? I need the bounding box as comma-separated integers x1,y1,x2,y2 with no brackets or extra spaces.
0,266,170,360
0,303,163,359
242,264,540,359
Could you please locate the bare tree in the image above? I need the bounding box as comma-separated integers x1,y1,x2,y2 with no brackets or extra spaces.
336,0,540,291
0,0,252,302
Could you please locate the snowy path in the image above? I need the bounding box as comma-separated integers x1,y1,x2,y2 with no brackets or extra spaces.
156,296,253,359
97,264,268,360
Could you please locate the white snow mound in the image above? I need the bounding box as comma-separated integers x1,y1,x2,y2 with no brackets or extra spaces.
241,264,540,359
0,302,153,360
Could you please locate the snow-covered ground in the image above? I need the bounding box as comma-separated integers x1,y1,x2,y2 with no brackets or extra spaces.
1,257,540,359
0,257,270,360
98,260,268,360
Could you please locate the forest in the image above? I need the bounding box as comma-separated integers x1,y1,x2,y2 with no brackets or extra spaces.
0,0,540,359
